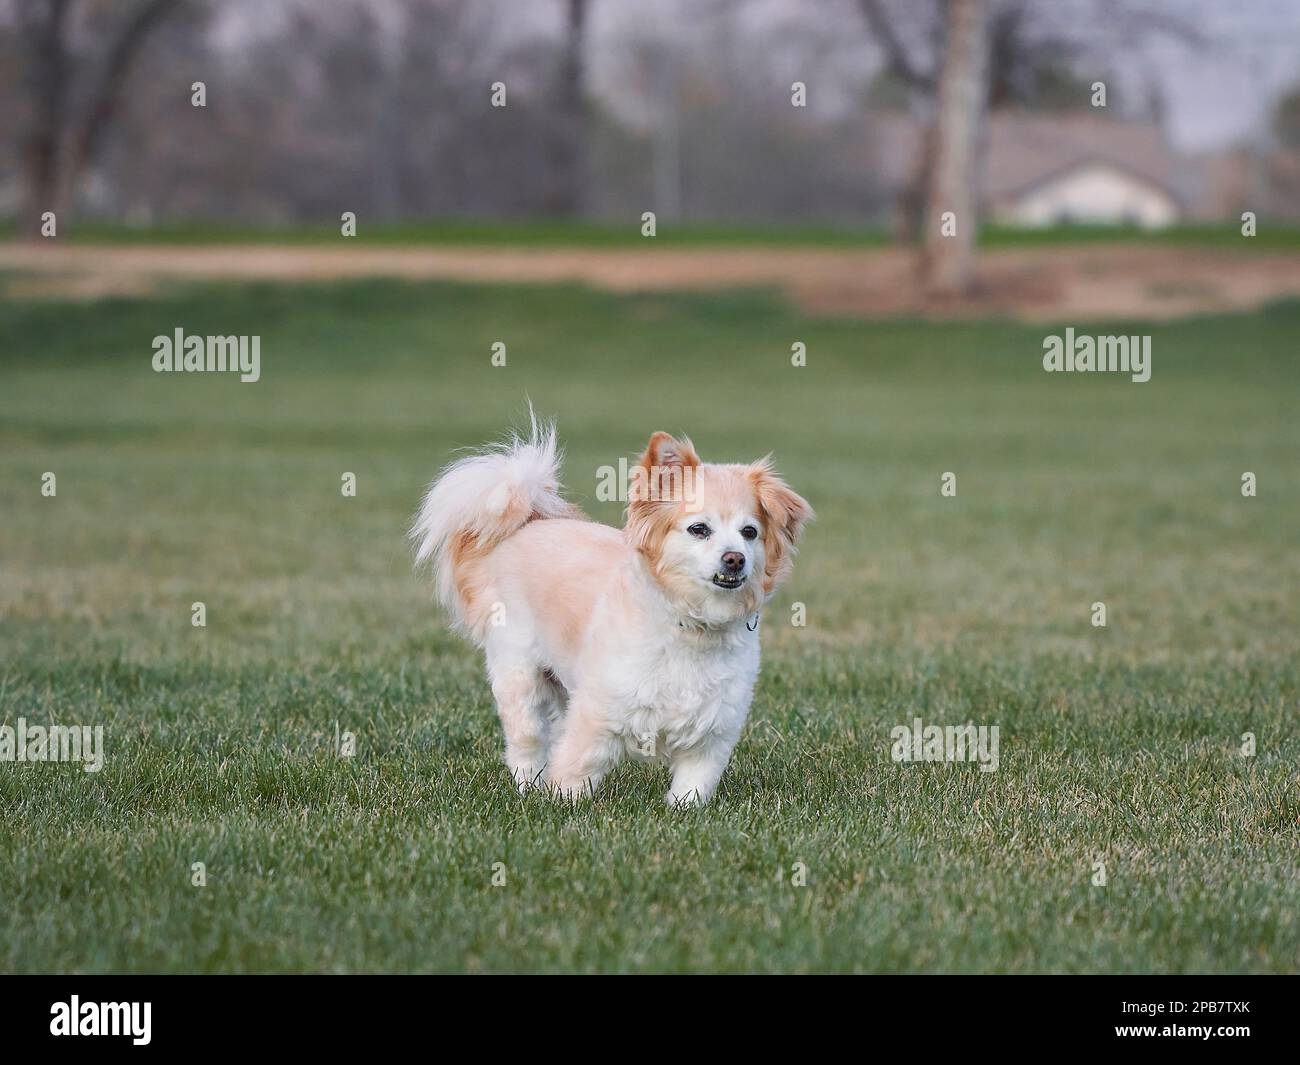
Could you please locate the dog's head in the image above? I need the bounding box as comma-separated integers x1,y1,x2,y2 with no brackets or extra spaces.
625,431,814,625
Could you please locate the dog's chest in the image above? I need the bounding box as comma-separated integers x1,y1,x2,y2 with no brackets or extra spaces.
615,634,758,752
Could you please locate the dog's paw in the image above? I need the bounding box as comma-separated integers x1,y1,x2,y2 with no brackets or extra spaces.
510,765,546,794
545,774,596,801
665,787,705,808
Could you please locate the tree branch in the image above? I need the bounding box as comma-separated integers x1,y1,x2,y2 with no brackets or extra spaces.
858,0,937,94
66,0,184,182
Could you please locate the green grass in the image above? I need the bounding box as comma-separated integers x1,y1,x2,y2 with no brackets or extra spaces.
5,217,1300,250
1,276,1297,973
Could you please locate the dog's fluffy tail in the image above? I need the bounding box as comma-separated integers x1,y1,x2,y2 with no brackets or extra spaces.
411,413,573,631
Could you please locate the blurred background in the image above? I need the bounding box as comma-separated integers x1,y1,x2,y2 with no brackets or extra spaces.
3,0,1300,244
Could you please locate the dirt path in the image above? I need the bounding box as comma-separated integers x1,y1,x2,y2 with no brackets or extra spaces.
4,241,1300,321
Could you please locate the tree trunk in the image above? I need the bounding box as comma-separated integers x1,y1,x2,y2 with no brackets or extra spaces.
17,0,181,239
922,0,990,295
19,132,62,239
17,0,73,239
551,0,589,217
60,0,182,213
897,118,935,244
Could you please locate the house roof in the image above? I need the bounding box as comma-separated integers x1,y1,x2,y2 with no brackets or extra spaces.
864,110,1190,206
981,112,1181,201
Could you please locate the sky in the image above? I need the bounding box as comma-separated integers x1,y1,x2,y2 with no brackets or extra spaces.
209,0,1300,153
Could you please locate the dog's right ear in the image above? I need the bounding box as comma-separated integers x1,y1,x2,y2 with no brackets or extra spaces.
632,431,699,505
626,432,699,554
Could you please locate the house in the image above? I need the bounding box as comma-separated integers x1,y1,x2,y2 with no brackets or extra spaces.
865,112,1198,229
982,114,1183,228
987,156,1180,227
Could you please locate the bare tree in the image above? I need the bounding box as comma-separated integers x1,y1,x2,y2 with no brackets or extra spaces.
16,0,71,237
859,0,1203,245
548,0,591,216
15,0,183,238
858,0,941,241
922,0,989,295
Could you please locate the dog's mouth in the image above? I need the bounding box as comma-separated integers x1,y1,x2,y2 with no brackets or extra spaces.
711,572,746,590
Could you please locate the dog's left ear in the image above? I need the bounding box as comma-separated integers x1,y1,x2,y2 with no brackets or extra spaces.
632,431,700,505
749,457,814,593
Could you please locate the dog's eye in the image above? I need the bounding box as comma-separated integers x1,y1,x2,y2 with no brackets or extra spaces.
687,523,711,538
741,525,758,541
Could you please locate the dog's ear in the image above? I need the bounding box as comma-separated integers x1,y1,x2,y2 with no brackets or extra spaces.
631,431,700,505
626,432,699,554
749,457,814,593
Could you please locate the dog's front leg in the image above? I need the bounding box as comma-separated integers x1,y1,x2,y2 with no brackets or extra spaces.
666,731,739,807
545,692,621,799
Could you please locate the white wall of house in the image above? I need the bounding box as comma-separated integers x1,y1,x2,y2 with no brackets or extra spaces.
993,162,1180,228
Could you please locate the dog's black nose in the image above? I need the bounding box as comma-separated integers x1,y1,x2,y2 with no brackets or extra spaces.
720,551,745,573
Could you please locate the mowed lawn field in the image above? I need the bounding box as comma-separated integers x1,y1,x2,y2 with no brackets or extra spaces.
0,272,1297,973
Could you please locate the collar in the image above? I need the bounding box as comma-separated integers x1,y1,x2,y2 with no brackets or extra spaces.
676,611,760,632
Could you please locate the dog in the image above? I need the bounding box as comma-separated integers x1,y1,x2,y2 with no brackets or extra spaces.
411,417,813,805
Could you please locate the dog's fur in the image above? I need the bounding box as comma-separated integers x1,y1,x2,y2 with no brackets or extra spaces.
411,417,813,804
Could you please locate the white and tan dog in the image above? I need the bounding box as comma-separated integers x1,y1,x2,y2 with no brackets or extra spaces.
412,418,812,805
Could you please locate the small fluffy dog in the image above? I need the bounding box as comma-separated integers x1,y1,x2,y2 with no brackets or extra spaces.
411,418,812,805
